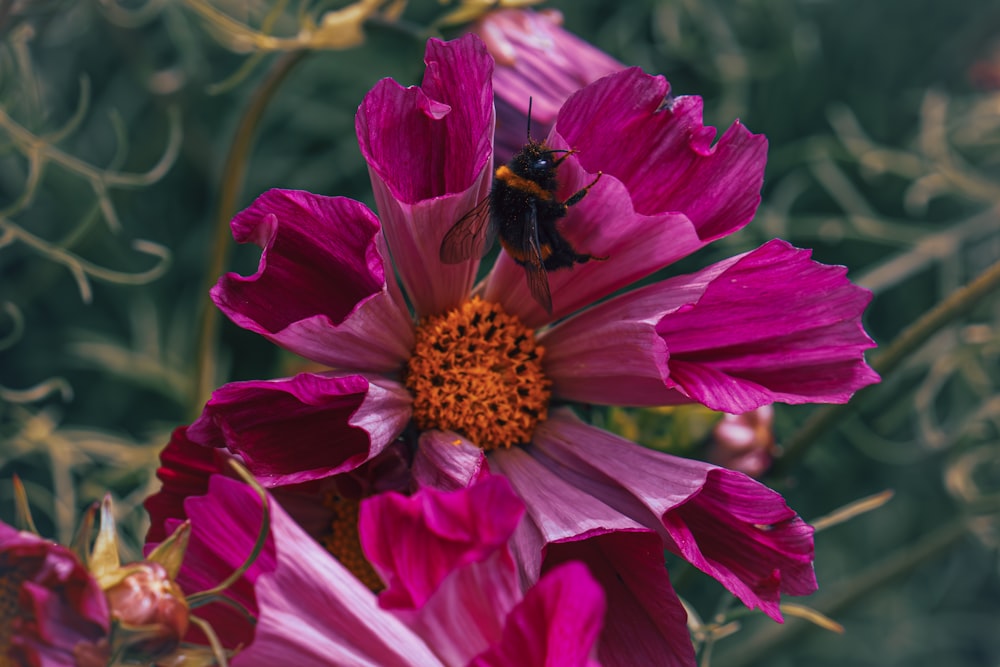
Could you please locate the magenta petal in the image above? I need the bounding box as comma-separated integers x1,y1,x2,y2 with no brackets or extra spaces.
412,430,491,491
191,478,444,667
357,35,495,316
557,68,767,241
395,549,521,666
144,426,228,543
489,447,647,550
187,373,411,485
473,8,625,163
532,411,816,621
1,524,110,666
470,561,606,667
545,239,878,412
655,239,880,412
175,477,278,646
490,448,694,666
544,534,695,667
212,189,413,372
359,476,524,611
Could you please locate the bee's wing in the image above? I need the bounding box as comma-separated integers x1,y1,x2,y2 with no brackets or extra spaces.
523,204,553,314
439,196,496,263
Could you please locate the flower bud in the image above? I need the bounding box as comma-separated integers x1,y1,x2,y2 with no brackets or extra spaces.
105,561,189,658
708,406,778,478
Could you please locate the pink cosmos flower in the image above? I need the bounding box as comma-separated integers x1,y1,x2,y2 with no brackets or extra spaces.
470,8,625,162
0,522,110,667
184,34,878,664
167,473,605,666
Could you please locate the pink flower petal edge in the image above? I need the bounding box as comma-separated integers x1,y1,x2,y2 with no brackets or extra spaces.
359,476,524,611
532,411,816,621
212,189,413,372
544,239,879,412
469,561,605,667
357,35,495,316
187,373,411,485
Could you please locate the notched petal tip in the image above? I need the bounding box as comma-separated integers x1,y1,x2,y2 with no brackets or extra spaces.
214,189,385,337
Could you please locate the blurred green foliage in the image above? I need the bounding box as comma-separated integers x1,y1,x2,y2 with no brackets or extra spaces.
1,0,998,664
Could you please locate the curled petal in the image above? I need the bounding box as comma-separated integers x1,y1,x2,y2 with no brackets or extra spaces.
357,35,495,316
485,66,765,325
412,430,491,491
556,68,767,240
183,477,443,667
187,374,411,486
491,447,694,666
1,524,110,666
544,239,879,412
392,548,520,666
144,426,229,543
470,561,606,667
212,189,413,372
656,239,879,412
543,535,695,667
359,476,524,611
532,411,816,621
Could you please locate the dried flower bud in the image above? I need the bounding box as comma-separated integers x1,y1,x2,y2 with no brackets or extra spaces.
105,561,189,659
708,406,778,478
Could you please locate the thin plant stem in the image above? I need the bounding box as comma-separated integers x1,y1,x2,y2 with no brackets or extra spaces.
192,50,308,416
777,255,1000,472
715,517,970,667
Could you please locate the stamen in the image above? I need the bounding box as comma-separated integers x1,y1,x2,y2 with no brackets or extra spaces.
405,296,551,450
321,494,384,593
0,567,26,663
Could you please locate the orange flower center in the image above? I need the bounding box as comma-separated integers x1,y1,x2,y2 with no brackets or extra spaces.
322,494,384,593
0,567,25,665
404,296,550,450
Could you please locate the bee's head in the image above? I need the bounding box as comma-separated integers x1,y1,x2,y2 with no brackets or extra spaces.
510,141,561,179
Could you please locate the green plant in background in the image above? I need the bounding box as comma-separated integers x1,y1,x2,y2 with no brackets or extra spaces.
1,0,999,665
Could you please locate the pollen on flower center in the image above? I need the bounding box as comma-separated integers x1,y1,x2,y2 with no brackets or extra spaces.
0,567,26,659
322,494,384,593
404,296,551,451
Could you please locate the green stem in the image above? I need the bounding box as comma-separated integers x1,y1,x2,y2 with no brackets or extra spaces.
192,50,308,417
777,255,1000,472
714,518,970,667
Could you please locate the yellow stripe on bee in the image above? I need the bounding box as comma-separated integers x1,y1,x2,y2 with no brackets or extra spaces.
501,239,553,262
494,165,553,200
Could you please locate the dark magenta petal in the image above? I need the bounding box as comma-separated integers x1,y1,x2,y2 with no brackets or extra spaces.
544,239,879,412
544,534,696,667
655,239,880,412
490,448,695,666
187,373,411,486
532,411,816,621
0,523,110,666
469,561,606,667
173,476,280,648
412,430,491,491
187,478,442,666
212,189,413,372
359,476,524,610
357,35,494,205
357,35,494,316
144,426,228,543
557,68,767,241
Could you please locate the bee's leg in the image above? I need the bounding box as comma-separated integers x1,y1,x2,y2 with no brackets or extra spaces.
564,172,603,208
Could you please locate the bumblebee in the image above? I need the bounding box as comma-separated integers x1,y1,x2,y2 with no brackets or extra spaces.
439,136,603,314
